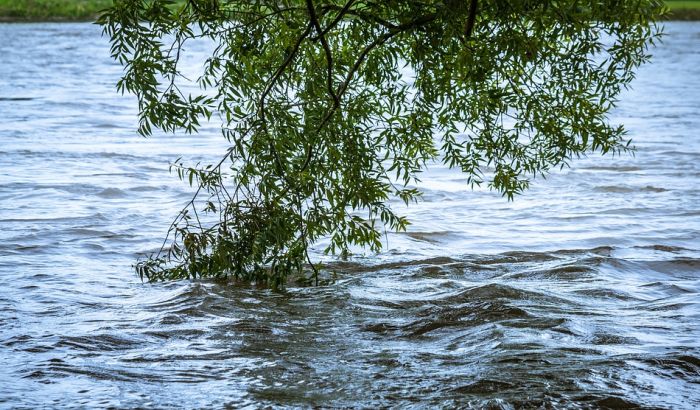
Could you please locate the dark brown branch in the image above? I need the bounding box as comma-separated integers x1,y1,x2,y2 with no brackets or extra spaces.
306,0,340,107
320,4,397,30
465,0,478,39
310,0,356,41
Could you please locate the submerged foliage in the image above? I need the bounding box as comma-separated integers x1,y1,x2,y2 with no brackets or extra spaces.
100,0,664,287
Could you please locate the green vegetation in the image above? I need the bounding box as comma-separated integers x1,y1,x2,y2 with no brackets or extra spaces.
666,1,700,19
1,1,696,22
667,0,700,8
0,1,695,22
0,0,112,21
0,0,184,21
100,1,663,288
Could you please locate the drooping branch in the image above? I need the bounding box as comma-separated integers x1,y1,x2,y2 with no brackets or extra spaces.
259,23,313,123
465,0,478,39
311,0,357,41
306,0,340,107
258,22,313,177
296,12,439,176
320,3,397,30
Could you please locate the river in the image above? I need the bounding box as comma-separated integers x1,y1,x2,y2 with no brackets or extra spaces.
0,22,698,408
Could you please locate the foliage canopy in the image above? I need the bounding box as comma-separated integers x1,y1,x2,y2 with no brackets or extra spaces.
100,0,664,288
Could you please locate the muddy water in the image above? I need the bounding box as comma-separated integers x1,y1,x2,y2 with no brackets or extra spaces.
0,22,698,408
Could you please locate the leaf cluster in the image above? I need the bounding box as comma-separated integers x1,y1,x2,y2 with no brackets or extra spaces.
99,0,664,287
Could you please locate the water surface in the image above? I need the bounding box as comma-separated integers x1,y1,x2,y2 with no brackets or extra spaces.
0,22,699,408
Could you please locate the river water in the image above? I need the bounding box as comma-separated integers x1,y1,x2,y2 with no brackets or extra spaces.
0,22,698,408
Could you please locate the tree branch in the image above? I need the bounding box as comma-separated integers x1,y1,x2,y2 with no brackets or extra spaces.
319,4,397,30
306,0,340,107
311,0,356,41
298,13,438,174
465,0,478,39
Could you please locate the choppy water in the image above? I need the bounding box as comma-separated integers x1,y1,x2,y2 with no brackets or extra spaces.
1,22,699,408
